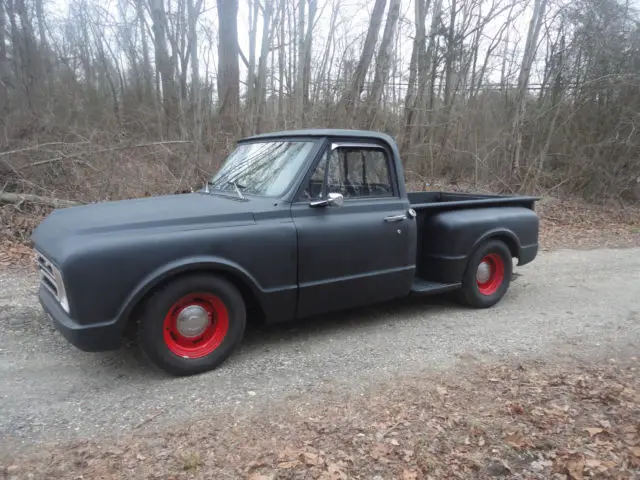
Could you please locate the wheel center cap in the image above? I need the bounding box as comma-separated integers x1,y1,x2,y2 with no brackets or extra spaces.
476,261,492,284
176,305,210,338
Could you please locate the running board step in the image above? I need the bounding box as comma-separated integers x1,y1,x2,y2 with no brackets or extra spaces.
410,279,461,295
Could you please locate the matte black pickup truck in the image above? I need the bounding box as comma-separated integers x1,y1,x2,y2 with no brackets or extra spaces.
32,129,539,376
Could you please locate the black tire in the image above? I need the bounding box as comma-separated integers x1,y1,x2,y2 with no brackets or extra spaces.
138,273,246,376
457,239,513,308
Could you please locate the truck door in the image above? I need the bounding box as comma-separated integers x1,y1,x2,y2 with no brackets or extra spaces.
291,141,417,319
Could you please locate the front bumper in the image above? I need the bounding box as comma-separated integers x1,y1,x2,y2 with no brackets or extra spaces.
38,285,122,352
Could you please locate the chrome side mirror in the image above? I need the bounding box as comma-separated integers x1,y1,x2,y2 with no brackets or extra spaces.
310,192,344,208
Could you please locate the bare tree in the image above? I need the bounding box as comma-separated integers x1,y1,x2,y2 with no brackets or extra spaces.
338,0,387,124
509,0,548,186
149,0,176,133
365,0,401,128
255,0,275,133
0,0,638,207
216,0,240,128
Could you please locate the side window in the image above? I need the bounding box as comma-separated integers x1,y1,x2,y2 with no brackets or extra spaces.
300,146,394,201
303,151,328,200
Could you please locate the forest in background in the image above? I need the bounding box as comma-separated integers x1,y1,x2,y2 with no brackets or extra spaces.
0,0,639,208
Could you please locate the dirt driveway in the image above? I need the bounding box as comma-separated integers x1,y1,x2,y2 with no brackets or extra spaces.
1,247,638,452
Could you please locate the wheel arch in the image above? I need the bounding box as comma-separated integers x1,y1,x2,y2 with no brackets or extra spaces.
470,228,521,260
119,258,266,335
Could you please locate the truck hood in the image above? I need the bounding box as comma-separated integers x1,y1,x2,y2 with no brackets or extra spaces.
31,192,258,260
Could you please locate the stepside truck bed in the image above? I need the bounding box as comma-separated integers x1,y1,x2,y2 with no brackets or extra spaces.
408,191,540,286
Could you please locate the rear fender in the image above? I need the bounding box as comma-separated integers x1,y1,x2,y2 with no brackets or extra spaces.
469,228,521,259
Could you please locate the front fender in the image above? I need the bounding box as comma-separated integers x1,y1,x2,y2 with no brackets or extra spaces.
114,256,265,327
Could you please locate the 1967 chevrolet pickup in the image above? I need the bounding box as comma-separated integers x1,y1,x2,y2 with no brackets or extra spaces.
32,129,539,376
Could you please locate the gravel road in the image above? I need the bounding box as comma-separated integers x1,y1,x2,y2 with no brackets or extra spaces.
1,247,639,452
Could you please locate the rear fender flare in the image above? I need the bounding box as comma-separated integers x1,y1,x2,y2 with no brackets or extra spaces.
114,256,264,328
468,228,521,260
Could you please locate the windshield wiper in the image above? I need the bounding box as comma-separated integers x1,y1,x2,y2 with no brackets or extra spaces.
205,180,246,200
232,181,245,200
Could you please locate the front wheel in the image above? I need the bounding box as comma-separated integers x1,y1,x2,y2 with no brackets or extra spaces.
457,239,512,308
138,273,246,376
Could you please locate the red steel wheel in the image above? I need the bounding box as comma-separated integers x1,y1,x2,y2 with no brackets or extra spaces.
163,293,230,359
457,239,512,308
475,253,505,296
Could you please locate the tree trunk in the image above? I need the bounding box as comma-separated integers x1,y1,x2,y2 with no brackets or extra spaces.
188,0,202,143
402,0,428,155
0,0,8,128
246,0,259,127
302,0,317,116
255,0,274,133
295,0,306,124
338,0,387,124
509,0,548,187
365,0,401,129
443,0,457,107
412,0,443,146
136,0,153,102
149,0,176,133
216,0,240,129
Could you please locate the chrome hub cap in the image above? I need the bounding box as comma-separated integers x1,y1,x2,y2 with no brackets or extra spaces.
176,305,210,338
476,261,492,284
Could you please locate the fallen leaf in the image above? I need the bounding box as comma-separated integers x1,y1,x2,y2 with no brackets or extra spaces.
598,419,612,429
371,443,391,460
478,436,486,447
277,461,299,469
530,459,553,471
321,462,348,480
504,432,528,449
249,474,275,480
585,459,601,468
566,454,584,480
585,427,604,437
402,450,414,460
436,386,447,395
299,452,322,466
630,446,640,457
402,469,419,480
390,438,400,446
485,459,511,476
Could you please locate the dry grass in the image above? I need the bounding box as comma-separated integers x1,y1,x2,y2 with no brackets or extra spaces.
1,356,638,479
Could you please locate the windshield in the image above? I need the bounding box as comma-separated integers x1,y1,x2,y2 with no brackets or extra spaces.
208,140,316,197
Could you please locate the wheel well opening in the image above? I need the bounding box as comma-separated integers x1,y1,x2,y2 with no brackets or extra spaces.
124,269,266,338
493,234,519,260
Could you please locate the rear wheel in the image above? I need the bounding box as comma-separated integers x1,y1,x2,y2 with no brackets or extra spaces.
457,239,512,308
138,273,246,376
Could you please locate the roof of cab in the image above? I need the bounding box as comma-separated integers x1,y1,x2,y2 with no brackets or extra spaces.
239,128,397,145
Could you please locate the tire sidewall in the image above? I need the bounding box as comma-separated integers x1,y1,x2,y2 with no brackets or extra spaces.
139,274,246,376
462,239,512,308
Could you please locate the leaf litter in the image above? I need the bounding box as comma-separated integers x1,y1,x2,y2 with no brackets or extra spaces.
1,356,638,479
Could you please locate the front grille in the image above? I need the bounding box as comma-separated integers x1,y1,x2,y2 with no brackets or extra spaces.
36,251,62,303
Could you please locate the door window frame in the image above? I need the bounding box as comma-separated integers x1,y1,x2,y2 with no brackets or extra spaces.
293,140,400,204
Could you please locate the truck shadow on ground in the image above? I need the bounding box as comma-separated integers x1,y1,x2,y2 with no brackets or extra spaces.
243,293,459,344
105,293,466,378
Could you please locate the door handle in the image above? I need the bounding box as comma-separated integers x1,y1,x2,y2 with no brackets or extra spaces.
384,214,406,222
